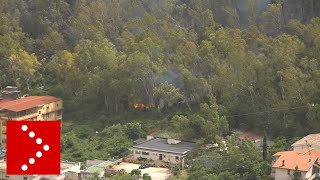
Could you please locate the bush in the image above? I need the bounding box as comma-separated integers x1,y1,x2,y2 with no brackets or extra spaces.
130,169,141,176
172,166,181,176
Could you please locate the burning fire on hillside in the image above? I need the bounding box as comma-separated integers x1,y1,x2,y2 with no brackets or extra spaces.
133,103,155,110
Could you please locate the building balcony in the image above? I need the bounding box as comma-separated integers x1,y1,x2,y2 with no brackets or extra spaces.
0,116,9,120
42,108,63,115
15,114,38,121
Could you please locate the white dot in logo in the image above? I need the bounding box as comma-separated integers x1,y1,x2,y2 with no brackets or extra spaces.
21,164,28,171
36,151,42,158
36,138,42,144
21,125,28,131
29,158,35,164
29,131,35,138
43,145,49,151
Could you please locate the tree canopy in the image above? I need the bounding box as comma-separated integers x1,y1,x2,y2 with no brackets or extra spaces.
1,0,320,178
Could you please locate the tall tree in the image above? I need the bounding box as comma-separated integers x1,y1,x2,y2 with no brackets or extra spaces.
9,49,40,91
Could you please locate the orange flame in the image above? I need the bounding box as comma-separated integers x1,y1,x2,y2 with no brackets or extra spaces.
134,103,139,109
133,103,154,110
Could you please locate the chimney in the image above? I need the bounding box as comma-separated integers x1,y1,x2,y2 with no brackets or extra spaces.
282,160,285,166
147,135,154,140
167,139,181,145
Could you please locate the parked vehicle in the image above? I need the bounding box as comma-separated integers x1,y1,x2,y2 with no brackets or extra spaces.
143,173,150,177
139,163,151,169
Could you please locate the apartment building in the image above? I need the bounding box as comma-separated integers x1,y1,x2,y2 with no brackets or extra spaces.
0,159,80,180
0,96,63,149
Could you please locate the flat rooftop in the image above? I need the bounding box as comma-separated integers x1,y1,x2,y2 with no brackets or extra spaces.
86,161,114,173
132,138,197,155
0,160,79,172
61,161,79,170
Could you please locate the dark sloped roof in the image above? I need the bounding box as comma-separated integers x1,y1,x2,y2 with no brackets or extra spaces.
132,138,197,155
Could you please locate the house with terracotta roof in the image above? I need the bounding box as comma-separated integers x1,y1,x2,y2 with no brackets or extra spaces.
271,148,320,180
0,95,63,148
292,134,320,151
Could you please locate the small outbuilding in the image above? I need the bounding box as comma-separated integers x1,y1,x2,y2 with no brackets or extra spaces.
130,137,197,168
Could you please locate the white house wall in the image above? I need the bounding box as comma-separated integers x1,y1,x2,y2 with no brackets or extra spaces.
274,168,307,180
133,149,183,165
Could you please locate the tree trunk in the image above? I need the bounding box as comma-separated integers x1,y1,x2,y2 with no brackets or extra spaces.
115,96,119,113
26,79,30,92
263,133,268,160
104,95,109,111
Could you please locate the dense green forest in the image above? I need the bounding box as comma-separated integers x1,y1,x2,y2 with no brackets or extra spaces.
1,0,320,178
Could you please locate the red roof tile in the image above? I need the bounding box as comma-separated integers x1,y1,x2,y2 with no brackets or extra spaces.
0,96,60,112
238,131,263,141
0,99,13,106
292,133,320,147
273,148,312,157
272,148,320,171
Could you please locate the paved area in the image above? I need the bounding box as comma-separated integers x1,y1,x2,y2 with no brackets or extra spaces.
112,162,171,180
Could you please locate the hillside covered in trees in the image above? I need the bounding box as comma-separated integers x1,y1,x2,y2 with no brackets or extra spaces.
2,0,320,178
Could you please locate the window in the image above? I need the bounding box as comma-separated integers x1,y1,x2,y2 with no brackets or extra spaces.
39,111,41,114
56,103,59,107
43,114,49,119
8,112,16,118
135,151,141,154
57,110,62,116
176,156,179,160
23,177,27,180
287,169,290,175
5,175,9,178
163,155,166,158
142,152,149,155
